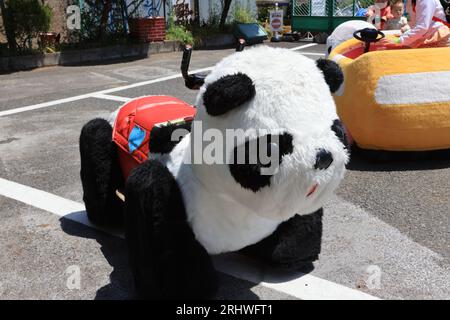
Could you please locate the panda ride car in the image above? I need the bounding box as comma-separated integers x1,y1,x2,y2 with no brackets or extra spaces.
79,45,349,299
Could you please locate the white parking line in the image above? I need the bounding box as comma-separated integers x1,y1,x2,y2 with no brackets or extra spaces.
0,44,319,118
0,178,123,238
300,52,325,56
91,94,132,103
0,93,95,117
213,254,378,300
0,68,210,118
0,176,378,300
289,43,319,51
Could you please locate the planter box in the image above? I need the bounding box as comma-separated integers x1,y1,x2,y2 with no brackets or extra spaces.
101,45,123,60
122,43,147,58
160,40,182,53
1,40,180,72
11,54,44,70
42,52,60,66
129,17,166,43
195,34,236,49
233,23,268,45
59,50,81,65
0,57,10,72
80,48,103,63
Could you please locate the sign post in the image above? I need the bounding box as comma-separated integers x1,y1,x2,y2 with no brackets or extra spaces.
269,3,283,42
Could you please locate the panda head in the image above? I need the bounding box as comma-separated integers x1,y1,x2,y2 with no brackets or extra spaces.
190,46,348,221
326,20,376,57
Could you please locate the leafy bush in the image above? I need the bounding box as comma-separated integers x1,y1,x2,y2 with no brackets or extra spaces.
233,6,256,24
1,0,52,53
257,6,273,23
166,13,194,45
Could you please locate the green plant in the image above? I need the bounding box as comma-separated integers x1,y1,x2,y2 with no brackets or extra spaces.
166,12,194,45
1,0,52,53
233,5,256,24
257,6,273,23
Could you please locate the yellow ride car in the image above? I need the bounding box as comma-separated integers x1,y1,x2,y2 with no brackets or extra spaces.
329,29,450,151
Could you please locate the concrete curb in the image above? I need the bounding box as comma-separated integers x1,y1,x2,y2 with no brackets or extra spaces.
194,34,236,50
0,40,182,72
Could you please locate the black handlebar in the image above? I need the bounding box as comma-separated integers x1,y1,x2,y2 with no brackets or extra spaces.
181,45,206,90
236,38,246,52
181,45,193,81
181,40,247,90
353,28,385,53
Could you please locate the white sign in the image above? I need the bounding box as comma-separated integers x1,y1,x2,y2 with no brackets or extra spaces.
66,5,81,30
269,10,283,32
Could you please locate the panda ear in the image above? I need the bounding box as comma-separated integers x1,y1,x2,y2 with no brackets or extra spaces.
203,73,256,116
316,59,344,93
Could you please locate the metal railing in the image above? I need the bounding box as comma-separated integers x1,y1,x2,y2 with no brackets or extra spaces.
293,0,374,17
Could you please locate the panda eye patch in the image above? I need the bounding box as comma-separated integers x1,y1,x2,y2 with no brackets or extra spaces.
331,119,349,149
316,59,344,93
203,73,256,116
229,133,293,192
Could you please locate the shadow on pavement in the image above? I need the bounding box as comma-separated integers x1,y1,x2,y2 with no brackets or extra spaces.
347,146,450,172
60,218,135,300
59,217,261,300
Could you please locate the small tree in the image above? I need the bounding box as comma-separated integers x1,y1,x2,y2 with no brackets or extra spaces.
0,0,52,53
219,0,233,30
166,11,194,45
79,0,148,41
0,0,17,53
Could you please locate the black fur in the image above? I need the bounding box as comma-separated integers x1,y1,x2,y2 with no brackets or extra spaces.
149,120,192,154
203,73,256,116
124,160,218,299
79,118,124,226
229,133,293,192
316,59,344,93
240,209,323,271
314,149,333,170
331,119,349,149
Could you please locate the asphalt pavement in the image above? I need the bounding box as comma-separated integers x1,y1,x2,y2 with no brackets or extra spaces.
0,41,448,300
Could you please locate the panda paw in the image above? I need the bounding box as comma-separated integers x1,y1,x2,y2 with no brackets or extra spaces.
124,160,218,299
240,209,323,272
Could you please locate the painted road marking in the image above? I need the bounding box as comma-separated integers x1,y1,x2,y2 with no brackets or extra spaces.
0,69,208,117
0,176,377,300
91,94,132,103
0,93,95,117
289,43,319,51
0,178,123,238
300,52,325,56
0,44,318,117
213,254,378,300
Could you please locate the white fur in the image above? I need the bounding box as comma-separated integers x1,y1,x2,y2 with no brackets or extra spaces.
111,46,349,255
326,20,376,57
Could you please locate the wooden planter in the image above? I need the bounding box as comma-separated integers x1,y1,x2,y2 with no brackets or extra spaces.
128,17,166,43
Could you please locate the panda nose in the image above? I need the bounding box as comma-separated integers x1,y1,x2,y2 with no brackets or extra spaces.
315,149,333,170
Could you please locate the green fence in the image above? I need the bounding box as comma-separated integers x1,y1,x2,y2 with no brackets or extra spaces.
292,0,374,34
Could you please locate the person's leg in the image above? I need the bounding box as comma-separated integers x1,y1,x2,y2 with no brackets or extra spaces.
420,26,450,47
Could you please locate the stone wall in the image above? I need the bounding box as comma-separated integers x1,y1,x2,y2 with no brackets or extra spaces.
46,0,71,40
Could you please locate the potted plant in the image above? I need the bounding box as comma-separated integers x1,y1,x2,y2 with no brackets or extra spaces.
232,6,267,45
128,6,166,43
